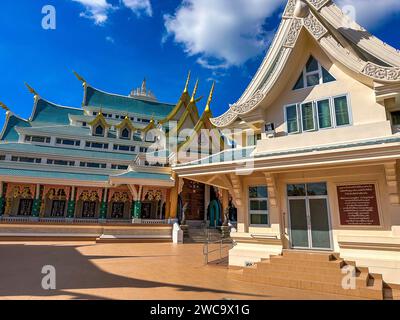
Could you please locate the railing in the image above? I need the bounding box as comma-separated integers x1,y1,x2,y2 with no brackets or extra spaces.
203,238,235,265
0,216,169,225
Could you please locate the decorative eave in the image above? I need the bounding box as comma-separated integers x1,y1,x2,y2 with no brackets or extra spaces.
159,71,194,125
115,116,140,131
178,83,225,152
0,111,30,141
210,0,400,128
88,113,111,128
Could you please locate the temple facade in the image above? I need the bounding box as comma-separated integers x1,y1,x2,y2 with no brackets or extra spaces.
174,0,400,285
0,73,229,225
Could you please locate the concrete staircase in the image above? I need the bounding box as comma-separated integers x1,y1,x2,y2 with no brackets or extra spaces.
231,250,390,300
184,228,222,243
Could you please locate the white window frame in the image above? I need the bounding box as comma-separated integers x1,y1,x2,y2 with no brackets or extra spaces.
293,57,336,91
284,104,300,134
300,101,317,132
332,94,352,128
248,185,269,227
316,98,334,130
284,94,352,134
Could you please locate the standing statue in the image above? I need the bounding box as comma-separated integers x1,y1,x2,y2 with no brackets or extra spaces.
181,203,188,225
223,207,230,227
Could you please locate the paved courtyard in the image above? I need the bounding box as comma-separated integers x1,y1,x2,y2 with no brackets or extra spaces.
0,241,355,300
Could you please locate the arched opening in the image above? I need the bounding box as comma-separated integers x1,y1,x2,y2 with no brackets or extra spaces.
94,125,104,137
121,127,130,139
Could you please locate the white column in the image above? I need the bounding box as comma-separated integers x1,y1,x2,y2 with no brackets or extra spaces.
36,184,40,199
71,186,76,201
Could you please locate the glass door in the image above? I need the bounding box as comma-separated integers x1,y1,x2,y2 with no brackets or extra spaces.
287,183,332,250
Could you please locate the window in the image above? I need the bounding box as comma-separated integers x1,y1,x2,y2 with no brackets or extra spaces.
391,111,400,126
285,94,351,134
0,155,5,161
85,141,109,149
121,128,130,139
334,96,350,126
25,136,50,144
56,138,80,146
11,156,41,163
47,159,75,166
94,125,104,136
293,56,336,90
301,102,315,131
317,99,332,129
80,162,107,169
51,200,66,217
249,186,269,225
140,147,148,153
111,164,129,170
82,122,87,127
285,105,299,134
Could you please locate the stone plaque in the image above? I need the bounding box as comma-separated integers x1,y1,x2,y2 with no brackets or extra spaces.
337,184,380,226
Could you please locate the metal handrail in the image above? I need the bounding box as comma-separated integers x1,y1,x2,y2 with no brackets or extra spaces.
203,238,234,265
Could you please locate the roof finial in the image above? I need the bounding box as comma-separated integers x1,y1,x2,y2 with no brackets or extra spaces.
205,81,215,113
190,79,199,103
24,83,38,97
141,78,147,94
73,71,86,84
183,71,191,93
0,102,9,112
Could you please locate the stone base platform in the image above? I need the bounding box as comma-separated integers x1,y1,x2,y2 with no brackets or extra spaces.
0,222,173,243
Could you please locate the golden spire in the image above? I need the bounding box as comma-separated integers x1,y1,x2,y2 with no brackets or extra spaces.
205,81,215,113
190,79,199,103
183,71,191,93
24,83,38,96
0,102,9,112
73,71,86,84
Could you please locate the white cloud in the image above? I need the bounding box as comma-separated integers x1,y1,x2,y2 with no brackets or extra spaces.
72,0,113,25
105,36,115,43
72,0,152,25
164,0,284,68
335,0,400,28
122,0,153,17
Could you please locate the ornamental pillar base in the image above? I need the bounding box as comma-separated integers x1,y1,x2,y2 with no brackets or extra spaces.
99,202,107,219
67,201,76,218
32,199,41,217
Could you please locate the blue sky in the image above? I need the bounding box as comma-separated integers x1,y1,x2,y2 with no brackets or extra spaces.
0,0,399,128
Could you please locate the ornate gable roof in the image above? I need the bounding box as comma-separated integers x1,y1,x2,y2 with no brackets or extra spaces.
211,0,400,128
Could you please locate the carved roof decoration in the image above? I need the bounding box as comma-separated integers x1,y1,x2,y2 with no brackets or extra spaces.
210,0,400,128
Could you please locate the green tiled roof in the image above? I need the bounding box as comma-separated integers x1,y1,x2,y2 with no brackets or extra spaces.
31,99,83,126
112,171,172,181
0,167,108,181
0,143,135,162
1,115,31,142
84,86,175,118
22,125,92,136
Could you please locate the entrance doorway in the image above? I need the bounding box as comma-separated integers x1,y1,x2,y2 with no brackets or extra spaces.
287,183,332,250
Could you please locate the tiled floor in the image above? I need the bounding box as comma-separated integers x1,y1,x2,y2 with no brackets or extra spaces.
0,241,357,300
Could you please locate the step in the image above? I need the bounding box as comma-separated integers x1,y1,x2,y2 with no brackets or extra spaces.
251,267,370,287
242,269,383,299
270,255,345,270
282,250,338,262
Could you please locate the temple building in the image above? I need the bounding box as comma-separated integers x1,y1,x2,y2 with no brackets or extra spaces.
0,73,228,224
173,0,400,288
